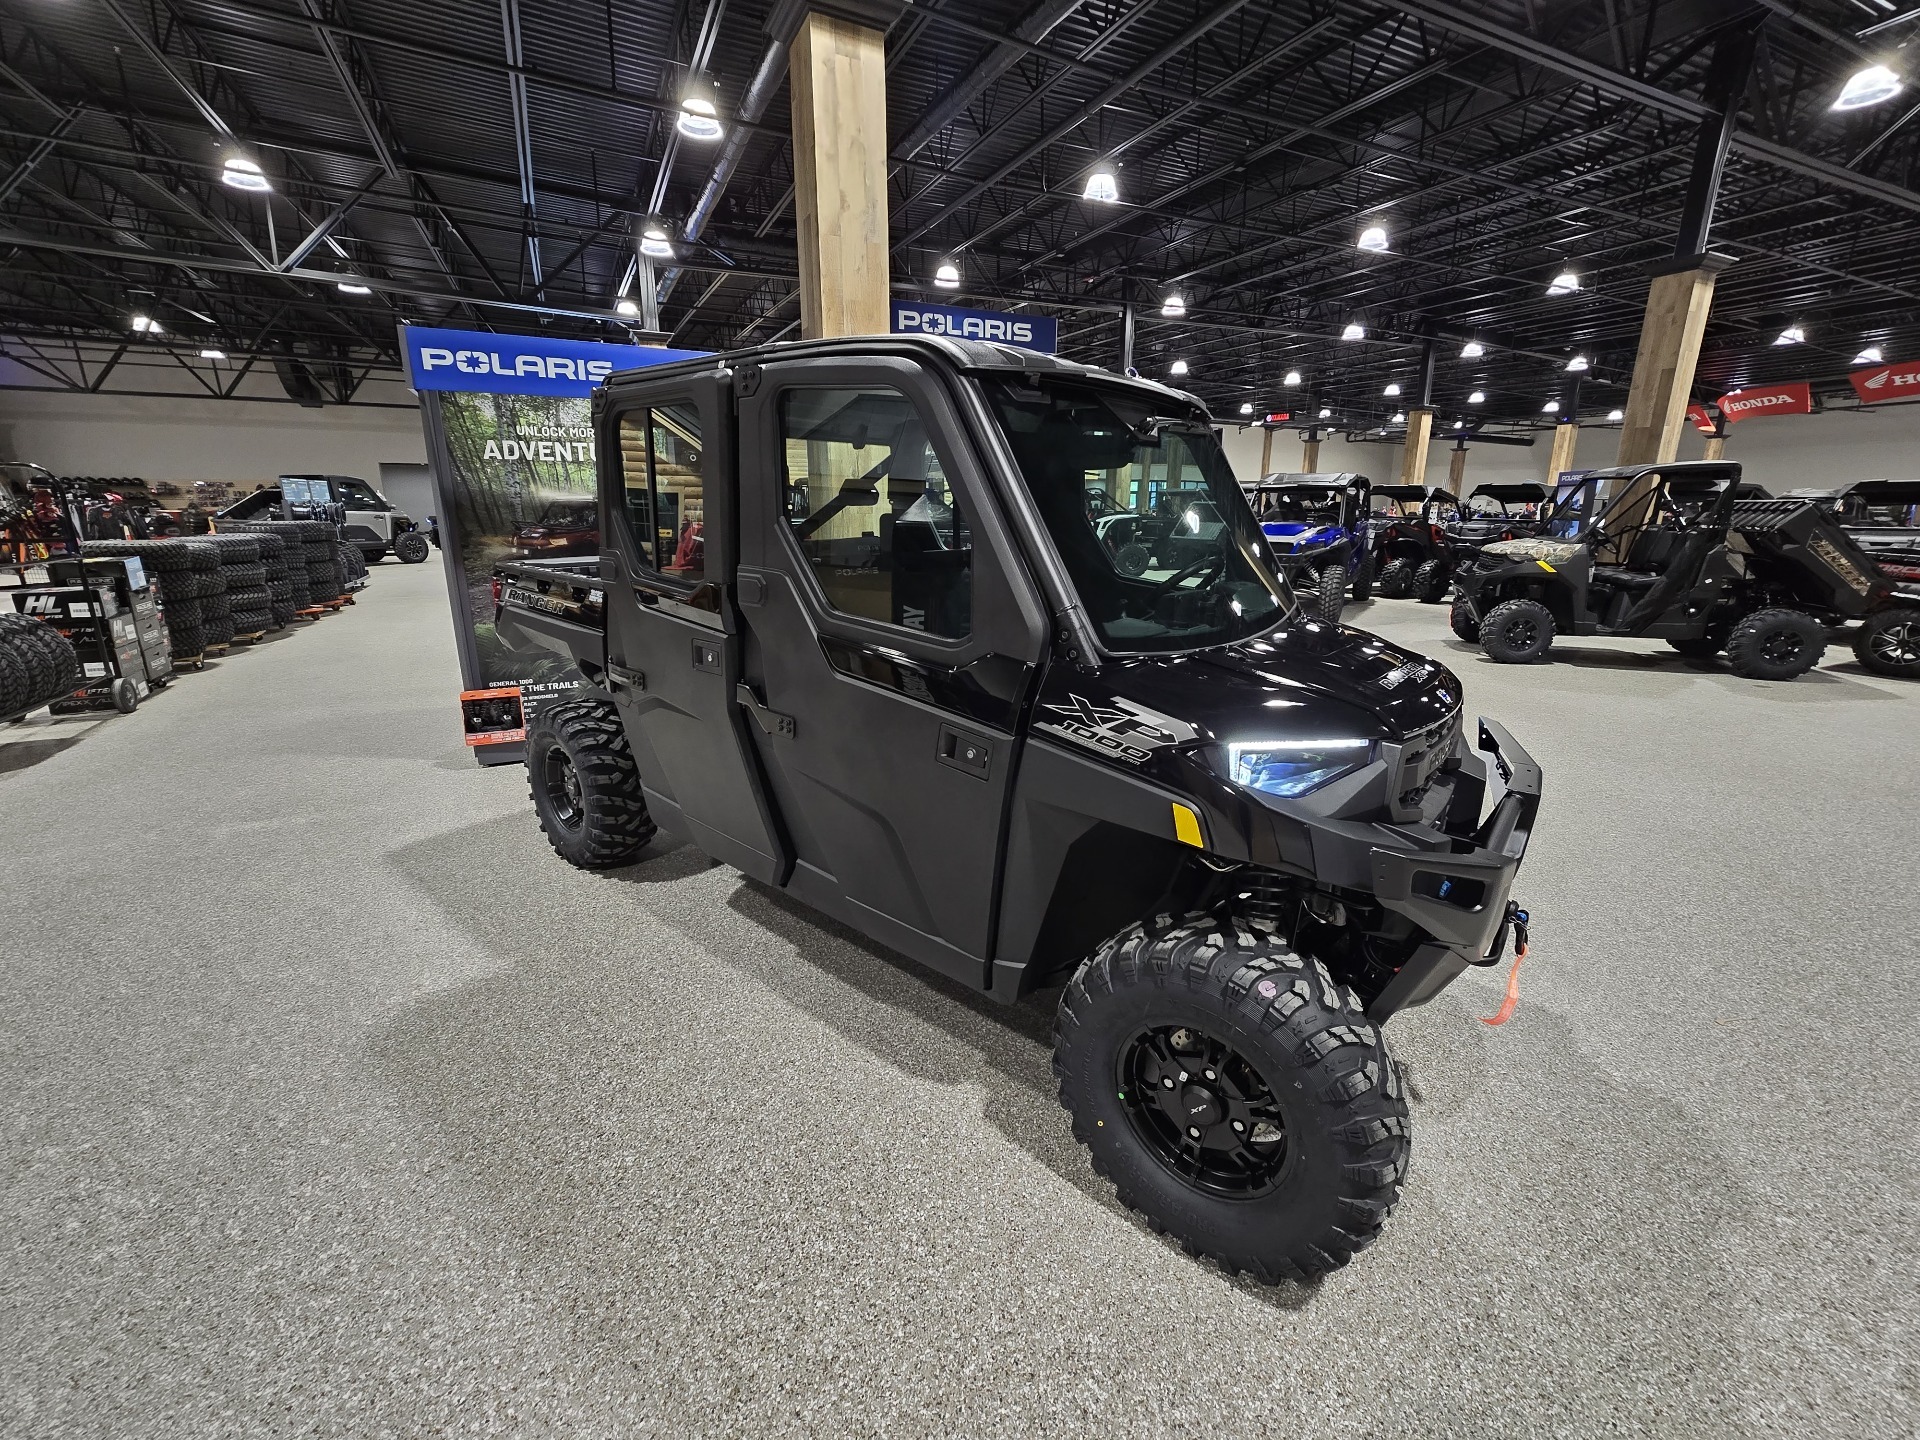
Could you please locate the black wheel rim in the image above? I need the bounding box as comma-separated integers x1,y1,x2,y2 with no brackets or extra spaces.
1759,627,1804,665
1503,615,1538,649
543,746,584,829
1869,620,1918,665
1117,1024,1290,1198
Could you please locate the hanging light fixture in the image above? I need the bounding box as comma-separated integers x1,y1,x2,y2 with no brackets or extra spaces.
933,261,961,290
1357,225,1389,252
677,78,725,141
220,156,270,192
1083,164,1120,203
1854,345,1884,365
1169,359,1190,376
1383,382,1401,396
1774,325,1805,346
639,221,676,260
1340,321,1366,341
1565,354,1589,372
130,314,161,334
336,279,372,295
1161,294,1186,317
1467,390,1485,404
1239,402,1254,415
1546,271,1581,296
1833,64,1902,111
615,299,641,317
1282,369,1302,386
1317,407,1332,419
1452,420,1464,429
1542,399,1560,413
1459,339,1485,359
199,348,226,360
1390,411,1405,424
1607,409,1625,421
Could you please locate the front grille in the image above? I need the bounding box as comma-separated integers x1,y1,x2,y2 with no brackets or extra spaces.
1395,706,1462,810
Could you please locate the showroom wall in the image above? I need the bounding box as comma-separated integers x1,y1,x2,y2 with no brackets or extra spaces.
1220,400,1920,491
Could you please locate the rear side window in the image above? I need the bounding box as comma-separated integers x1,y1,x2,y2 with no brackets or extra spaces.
777,387,971,640
616,403,706,582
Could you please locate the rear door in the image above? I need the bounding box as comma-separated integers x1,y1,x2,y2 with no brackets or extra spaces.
599,372,787,883
733,355,1049,987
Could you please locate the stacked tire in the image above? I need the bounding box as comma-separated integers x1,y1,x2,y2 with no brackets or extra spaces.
80,537,220,658
0,612,80,718
300,522,345,603
194,534,272,636
218,520,314,612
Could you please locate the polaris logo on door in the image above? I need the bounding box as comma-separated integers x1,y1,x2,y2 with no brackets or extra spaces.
401,325,709,398
891,302,1058,353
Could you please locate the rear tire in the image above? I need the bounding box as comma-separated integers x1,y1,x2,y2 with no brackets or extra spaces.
1413,557,1450,603
1449,595,1480,642
526,697,657,868
1054,916,1410,1283
395,531,430,564
1725,608,1825,681
1316,565,1346,624
1479,598,1555,663
1376,558,1414,599
1852,607,1920,678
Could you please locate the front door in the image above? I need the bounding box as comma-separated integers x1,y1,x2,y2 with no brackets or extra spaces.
600,375,787,883
734,356,1049,986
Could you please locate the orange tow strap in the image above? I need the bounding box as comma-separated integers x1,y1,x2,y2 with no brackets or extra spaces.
1480,942,1528,1026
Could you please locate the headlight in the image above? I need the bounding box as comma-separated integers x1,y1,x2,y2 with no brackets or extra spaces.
1228,738,1373,798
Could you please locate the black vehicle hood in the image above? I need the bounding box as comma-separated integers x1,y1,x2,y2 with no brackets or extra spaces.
1040,620,1462,761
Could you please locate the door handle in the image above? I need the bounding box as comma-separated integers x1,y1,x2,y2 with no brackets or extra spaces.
607,663,647,693
736,682,796,738
634,586,660,607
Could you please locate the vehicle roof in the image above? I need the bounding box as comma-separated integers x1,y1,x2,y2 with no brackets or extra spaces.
1833,479,1920,502
1466,482,1549,501
1579,460,1744,482
1370,484,1448,500
1252,472,1368,487
601,334,1211,420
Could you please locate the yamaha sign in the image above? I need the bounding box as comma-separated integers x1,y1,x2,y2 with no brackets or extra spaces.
891,301,1057,353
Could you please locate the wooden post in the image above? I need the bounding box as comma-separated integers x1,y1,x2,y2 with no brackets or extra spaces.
1399,408,1432,486
1616,259,1729,465
1447,443,1466,494
1546,420,1579,483
1301,433,1320,472
788,9,891,339
1702,433,1726,461
1259,425,1274,476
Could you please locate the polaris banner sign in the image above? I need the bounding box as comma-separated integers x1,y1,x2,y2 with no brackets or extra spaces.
890,301,1057,353
402,324,707,397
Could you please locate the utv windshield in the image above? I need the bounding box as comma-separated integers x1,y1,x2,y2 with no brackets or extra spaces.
1256,486,1342,523
984,379,1295,652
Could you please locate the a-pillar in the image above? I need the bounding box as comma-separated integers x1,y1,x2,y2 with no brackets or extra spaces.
779,1,900,339
1302,430,1321,473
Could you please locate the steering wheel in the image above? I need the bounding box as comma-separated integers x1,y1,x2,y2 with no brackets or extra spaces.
1152,551,1224,595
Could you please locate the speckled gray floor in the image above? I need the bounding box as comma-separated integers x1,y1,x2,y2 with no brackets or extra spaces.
2,566,1916,1439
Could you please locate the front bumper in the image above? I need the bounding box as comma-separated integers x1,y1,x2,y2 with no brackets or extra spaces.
1364,719,1541,1017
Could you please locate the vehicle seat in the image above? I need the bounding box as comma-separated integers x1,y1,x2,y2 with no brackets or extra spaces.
1592,526,1683,590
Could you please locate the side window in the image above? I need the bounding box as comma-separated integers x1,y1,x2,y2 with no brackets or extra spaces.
652,403,706,581
615,404,707,581
338,479,384,510
778,387,971,639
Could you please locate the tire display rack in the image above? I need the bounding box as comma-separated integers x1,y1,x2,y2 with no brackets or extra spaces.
2,554,171,715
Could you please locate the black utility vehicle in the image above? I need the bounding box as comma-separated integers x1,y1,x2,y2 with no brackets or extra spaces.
1417,482,1556,603
1787,479,1920,675
1367,485,1458,599
494,336,1543,1282
1451,461,1908,679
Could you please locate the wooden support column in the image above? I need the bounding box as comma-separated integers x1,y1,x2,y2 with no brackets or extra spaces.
1447,443,1467,494
1399,409,1433,486
1259,425,1274,476
1546,420,1579,483
787,7,891,339
1615,260,1727,466
1702,433,1727,461
1301,432,1320,472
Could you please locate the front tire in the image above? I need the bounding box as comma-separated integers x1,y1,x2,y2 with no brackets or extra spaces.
1054,917,1409,1283
1852,607,1920,678
1413,557,1451,603
1449,594,1480,642
1316,565,1347,624
394,531,430,564
1480,598,1555,662
1350,554,1374,602
1726,608,1826,681
526,697,658,868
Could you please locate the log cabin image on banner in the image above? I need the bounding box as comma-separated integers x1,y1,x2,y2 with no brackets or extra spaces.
402,325,705,760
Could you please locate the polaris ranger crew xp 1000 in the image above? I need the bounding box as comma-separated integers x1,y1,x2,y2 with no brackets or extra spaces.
494,336,1543,1283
